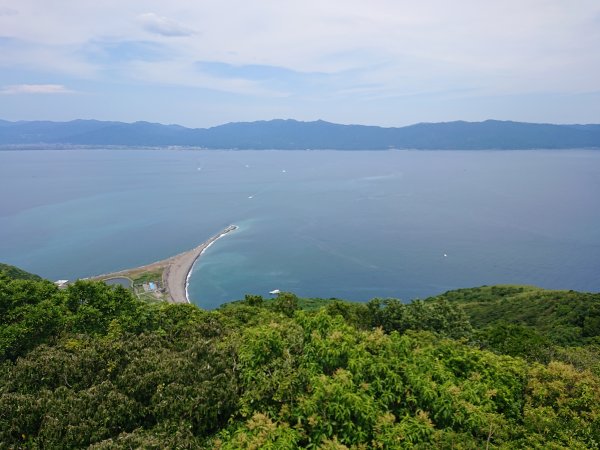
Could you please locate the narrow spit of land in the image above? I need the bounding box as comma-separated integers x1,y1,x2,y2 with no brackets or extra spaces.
90,225,238,303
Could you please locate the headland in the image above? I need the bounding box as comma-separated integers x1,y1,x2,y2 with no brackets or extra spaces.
90,225,238,303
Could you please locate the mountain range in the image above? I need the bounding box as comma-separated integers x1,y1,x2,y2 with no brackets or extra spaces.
1,118,600,150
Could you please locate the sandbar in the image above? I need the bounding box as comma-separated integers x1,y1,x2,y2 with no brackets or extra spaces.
90,225,238,303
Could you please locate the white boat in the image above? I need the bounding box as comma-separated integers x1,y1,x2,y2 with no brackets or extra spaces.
269,289,281,295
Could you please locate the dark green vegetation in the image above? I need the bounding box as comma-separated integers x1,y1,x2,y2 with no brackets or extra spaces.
2,118,600,149
0,263,42,281
1,268,599,448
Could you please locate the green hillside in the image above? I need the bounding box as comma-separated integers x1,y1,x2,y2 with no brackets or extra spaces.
429,285,600,342
425,286,600,369
0,263,42,281
1,272,599,448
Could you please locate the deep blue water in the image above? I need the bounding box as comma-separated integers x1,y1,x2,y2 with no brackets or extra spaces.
1,149,599,309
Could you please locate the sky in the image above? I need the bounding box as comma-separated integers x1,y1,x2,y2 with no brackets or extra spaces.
1,0,599,128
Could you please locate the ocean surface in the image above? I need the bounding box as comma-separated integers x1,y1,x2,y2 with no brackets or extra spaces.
1,148,599,309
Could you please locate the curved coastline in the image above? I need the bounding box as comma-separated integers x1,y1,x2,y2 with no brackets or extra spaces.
89,225,238,304
165,225,238,303
183,226,238,303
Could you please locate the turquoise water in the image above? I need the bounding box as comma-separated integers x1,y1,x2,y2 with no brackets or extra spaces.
1,149,599,308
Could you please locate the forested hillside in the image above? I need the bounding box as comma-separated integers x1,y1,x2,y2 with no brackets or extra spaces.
2,118,600,149
0,263,42,281
1,267,599,449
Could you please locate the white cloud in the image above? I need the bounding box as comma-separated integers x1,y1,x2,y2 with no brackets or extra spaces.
137,12,194,37
0,7,17,16
126,59,289,97
3,2,600,85
0,84,74,94
1,1,599,124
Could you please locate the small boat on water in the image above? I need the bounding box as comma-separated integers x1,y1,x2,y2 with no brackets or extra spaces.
269,289,281,295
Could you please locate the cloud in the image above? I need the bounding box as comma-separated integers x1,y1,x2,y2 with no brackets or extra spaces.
1,1,600,125
0,84,74,95
82,40,169,64
126,59,289,97
192,60,391,101
137,13,194,37
0,7,18,16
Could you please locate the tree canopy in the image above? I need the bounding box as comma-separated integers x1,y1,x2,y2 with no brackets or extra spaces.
1,272,599,449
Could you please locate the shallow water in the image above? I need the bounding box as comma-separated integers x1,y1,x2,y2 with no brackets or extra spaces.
103,277,132,288
1,148,599,308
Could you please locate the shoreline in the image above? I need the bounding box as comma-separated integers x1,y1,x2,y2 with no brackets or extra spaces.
161,224,238,303
180,225,239,303
89,225,238,304
184,228,236,302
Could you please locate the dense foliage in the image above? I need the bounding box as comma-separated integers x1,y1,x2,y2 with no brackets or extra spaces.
1,269,599,449
429,285,600,369
0,263,42,281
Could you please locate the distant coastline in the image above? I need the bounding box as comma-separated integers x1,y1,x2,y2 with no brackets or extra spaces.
2,118,599,150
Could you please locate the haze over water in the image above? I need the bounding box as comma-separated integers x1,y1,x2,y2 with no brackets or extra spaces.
1,148,599,309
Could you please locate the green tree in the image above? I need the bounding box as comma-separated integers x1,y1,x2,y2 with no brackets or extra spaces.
272,292,299,317
244,294,264,307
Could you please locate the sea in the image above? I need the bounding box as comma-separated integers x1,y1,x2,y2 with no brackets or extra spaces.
1,148,599,309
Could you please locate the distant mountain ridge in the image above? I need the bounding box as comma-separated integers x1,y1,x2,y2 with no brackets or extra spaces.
1,118,600,149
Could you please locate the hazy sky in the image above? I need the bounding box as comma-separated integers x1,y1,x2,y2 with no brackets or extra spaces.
1,1,599,127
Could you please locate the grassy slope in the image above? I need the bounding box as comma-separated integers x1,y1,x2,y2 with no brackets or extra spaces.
427,285,600,345
0,263,42,281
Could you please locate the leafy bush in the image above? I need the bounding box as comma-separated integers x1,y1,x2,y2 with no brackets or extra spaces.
1,275,599,448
